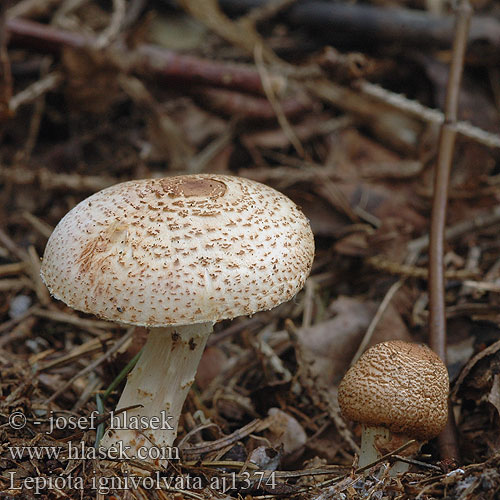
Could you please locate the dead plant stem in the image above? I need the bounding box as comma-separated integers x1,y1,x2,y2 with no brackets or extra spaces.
429,0,471,463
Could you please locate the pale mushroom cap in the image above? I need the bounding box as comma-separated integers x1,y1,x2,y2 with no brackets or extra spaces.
338,340,449,440
40,174,314,327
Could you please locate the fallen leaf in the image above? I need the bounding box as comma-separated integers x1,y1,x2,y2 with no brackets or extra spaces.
296,296,411,385
195,346,229,390
266,408,307,455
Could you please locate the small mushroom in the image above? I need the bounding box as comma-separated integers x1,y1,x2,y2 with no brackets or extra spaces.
40,174,314,462
338,340,449,472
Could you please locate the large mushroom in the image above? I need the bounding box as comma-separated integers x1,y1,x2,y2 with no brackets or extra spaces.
40,174,314,462
338,340,449,472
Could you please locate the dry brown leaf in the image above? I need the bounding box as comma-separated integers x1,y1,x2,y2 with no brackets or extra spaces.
296,296,411,386
195,346,229,391
266,408,307,455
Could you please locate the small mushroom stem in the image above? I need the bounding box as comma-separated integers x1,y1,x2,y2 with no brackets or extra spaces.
100,322,213,463
359,425,410,474
359,425,390,468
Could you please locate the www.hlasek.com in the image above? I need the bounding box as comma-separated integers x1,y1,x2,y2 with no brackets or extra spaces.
8,439,179,461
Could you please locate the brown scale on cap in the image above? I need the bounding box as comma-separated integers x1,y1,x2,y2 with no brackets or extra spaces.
338,340,449,441
40,174,315,327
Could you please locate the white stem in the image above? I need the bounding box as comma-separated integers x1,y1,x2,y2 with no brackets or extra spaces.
100,322,213,464
359,425,389,468
359,425,410,475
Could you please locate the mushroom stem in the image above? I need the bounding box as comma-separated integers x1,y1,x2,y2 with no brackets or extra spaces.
100,322,213,463
359,425,389,468
359,425,410,474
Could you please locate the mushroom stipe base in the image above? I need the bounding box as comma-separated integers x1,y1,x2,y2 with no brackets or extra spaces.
360,425,415,475
99,322,213,465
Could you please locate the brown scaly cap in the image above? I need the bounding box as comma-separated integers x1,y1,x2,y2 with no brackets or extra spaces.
338,340,449,440
40,174,314,327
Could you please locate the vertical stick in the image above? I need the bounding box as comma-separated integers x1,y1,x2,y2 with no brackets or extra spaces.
0,1,13,117
429,0,472,462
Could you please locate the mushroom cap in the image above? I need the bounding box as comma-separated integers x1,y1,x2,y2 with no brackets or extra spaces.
40,174,314,327
338,340,449,440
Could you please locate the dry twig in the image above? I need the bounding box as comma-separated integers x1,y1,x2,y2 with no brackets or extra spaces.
429,0,472,462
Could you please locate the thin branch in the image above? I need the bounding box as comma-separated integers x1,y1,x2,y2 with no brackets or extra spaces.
0,1,13,116
429,0,472,463
430,0,471,365
356,80,500,149
287,1,500,51
9,70,62,112
196,86,312,119
367,255,478,280
408,205,500,254
6,17,281,95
